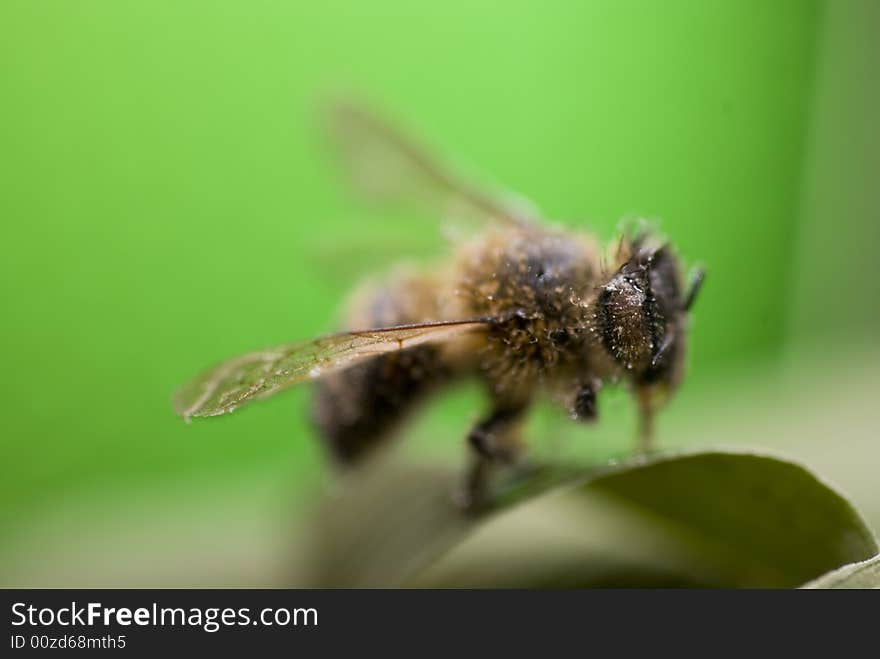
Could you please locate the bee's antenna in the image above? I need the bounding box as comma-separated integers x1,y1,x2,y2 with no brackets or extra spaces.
650,331,674,367
683,267,706,311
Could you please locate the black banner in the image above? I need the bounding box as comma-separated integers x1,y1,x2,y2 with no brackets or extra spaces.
2,589,873,654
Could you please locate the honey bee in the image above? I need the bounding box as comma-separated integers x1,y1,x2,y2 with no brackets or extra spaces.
173,101,704,510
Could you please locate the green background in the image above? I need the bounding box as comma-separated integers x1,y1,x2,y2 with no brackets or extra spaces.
1,1,877,584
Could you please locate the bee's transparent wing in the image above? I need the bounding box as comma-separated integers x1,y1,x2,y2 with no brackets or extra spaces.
326,99,541,229
173,319,492,421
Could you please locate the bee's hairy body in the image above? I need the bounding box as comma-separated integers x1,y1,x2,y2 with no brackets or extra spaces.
173,102,704,512
312,224,691,505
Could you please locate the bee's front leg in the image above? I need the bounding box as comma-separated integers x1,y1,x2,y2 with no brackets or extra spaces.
635,386,656,455
457,401,529,513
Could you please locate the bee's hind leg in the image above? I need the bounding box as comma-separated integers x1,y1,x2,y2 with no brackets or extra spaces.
456,402,529,513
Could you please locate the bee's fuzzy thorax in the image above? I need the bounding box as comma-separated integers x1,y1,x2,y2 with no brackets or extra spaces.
445,226,605,395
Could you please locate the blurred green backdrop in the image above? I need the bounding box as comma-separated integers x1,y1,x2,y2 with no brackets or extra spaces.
1,1,877,584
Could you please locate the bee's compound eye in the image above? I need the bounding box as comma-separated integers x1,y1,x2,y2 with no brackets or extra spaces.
597,274,653,371
572,385,597,421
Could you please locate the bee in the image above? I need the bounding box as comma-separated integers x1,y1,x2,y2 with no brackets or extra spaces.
173,101,705,510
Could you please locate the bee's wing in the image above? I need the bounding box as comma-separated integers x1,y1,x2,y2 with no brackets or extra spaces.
326,99,541,229
173,318,492,421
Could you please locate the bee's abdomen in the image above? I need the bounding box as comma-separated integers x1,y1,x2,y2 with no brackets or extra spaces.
311,345,449,464
310,275,452,465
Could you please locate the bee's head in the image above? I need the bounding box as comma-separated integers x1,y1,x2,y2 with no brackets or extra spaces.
595,241,703,387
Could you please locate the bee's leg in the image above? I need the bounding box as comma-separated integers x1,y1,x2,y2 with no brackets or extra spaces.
571,381,599,422
635,386,655,455
457,402,528,512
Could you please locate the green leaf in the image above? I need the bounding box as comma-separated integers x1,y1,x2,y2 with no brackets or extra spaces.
299,449,877,588
802,554,880,589
299,458,585,587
